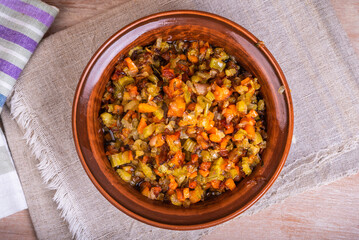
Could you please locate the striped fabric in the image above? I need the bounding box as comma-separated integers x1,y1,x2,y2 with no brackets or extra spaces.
0,0,58,219
0,0,58,111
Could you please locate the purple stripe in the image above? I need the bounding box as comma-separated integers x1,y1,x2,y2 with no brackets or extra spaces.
0,58,22,79
0,0,54,27
0,25,37,52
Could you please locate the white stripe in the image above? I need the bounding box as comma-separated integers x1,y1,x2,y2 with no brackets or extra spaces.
0,80,14,91
0,45,28,63
0,11,44,37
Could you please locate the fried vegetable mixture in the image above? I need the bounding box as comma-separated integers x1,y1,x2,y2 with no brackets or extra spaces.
100,38,267,207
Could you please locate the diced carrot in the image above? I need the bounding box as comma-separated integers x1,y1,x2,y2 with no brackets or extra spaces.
137,117,147,134
200,162,212,171
141,186,150,197
220,159,228,170
170,151,185,167
201,132,209,141
246,109,258,118
196,135,209,150
213,85,232,101
138,103,157,113
127,151,133,161
189,181,197,189
188,55,198,63
154,169,164,177
142,156,149,164
241,77,251,85
187,103,196,111
123,110,133,120
211,180,221,189
245,124,256,139
161,66,176,80
179,54,187,60
167,189,175,195
183,188,190,199
199,169,209,177
189,171,198,179
220,136,231,149
149,134,165,147
222,105,238,122
200,46,207,55
113,105,123,114
151,186,162,196
126,85,138,98
207,127,217,134
224,124,234,134
124,57,139,76
240,117,256,126
169,176,178,190
167,96,186,117
225,178,236,191
176,189,185,202
122,128,130,137
191,154,199,163
209,133,222,143
189,191,201,203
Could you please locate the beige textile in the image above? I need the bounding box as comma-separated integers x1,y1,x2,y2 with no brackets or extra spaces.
2,0,359,239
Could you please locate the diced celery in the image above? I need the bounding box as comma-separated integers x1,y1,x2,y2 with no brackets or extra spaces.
209,58,226,72
201,150,211,162
139,161,156,180
148,74,159,83
257,99,265,111
207,157,225,181
183,139,196,152
142,123,156,138
248,145,260,156
234,85,248,95
153,108,164,120
229,168,239,179
118,76,134,87
173,167,188,185
205,91,215,102
191,75,202,83
233,129,247,141
100,112,115,128
107,104,114,113
109,152,131,167
222,78,232,88
241,157,252,175
128,46,143,57
253,132,263,145
236,100,247,113
155,123,166,134
116,169,132,182
124,100,139,112
147,83,160,97
170,194,182,206
225,68,237,77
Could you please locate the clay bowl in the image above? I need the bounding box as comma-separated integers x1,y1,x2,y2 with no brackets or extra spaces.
72,10,293,230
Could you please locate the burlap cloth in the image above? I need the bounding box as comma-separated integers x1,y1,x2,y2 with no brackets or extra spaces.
2,0,359,239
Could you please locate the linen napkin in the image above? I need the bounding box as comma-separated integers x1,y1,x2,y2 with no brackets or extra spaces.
2,0,359,239
0,0,58,218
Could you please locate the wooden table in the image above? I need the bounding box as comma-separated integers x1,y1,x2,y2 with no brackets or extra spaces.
1,1,358,239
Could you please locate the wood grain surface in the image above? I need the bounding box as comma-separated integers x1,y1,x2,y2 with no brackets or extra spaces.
0,0,358,239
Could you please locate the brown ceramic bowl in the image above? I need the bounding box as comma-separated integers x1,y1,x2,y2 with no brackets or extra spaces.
72,10,293,230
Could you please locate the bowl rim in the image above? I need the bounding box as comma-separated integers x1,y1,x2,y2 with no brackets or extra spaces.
72,10,294,230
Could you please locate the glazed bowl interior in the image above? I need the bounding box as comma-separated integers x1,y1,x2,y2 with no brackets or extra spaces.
73,11,293,230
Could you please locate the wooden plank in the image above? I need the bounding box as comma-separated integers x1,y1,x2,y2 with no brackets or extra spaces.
0,210,36,240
